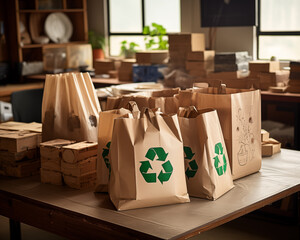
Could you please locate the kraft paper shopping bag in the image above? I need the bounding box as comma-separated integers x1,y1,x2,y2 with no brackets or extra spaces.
109,108,190,210
42,72,101,142
95,101,139,192
178,106,234,200
178,86,261,180
106,88,180,114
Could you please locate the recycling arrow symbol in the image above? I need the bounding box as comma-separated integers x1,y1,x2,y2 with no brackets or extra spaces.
140,147,173,184
213,142,227,176
102,141,111,173
184,146,198,179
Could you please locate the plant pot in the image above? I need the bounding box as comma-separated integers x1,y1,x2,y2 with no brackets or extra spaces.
93,49,104,60
124,50,136,59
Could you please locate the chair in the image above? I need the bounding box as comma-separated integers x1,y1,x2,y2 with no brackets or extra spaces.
11,88,44,123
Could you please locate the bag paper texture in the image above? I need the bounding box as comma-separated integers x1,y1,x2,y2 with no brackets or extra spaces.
178,87,261,180
95,102,139,192
42,72,101,142
106,88,179,114
178,107,234,200
109,108,190,210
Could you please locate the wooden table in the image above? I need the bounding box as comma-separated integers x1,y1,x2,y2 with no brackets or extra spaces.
1,149,300,239
261,91,300,150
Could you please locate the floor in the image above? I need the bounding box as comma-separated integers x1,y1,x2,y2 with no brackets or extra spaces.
0,213,298,239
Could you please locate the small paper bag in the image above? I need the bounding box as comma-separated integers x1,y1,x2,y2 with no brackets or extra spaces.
178,106,234,200
109,108,190,210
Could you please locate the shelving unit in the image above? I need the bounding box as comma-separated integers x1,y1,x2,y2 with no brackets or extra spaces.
9,0,88,63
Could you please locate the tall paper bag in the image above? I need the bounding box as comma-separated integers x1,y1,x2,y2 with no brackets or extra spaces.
179,87,261,180
95,102,139,192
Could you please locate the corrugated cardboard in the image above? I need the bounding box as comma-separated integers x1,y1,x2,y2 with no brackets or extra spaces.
262,138,281,157
136,51,168,64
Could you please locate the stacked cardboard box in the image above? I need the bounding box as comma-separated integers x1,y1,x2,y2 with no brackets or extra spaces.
248,60,286,90
214,52,250,72
40,140,97,189
118,59,136,82
287,61,300,93
186,50,215,78
168,33,206,69
40,139,75,185
0,129,41,177
94,59,115,75
261,129,281,157
61,141,97,189
136,51,168,65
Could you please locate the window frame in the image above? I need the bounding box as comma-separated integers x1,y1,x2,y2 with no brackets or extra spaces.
257,0,300,60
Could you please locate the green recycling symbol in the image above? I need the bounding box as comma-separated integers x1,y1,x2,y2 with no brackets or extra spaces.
140,147,173,184
213,142,227,176
102,142,111,173
184,146,198,179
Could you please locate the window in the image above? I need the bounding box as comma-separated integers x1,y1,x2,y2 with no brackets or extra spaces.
108,0,181,56
258,0,300,60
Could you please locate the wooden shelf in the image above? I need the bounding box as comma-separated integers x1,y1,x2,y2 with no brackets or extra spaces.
19,9,84,13
21,41,88,49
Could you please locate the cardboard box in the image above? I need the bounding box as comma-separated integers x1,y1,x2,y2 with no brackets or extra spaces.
62,141,97,164
94,59,115,74
249,61,280,73
41,157,61,172
207,71,247,80
40,168,63,185
63,171,96,189
136,51,168,64
61,156,96,177
0,148,38,162
187,50,215,61
261,129,270,142
168,33,205,52
0,121,42,133
0,159,40,178
262,138,281,157
185,60,214,71
0,130,41,152
290,61,300,72
40,139,75,160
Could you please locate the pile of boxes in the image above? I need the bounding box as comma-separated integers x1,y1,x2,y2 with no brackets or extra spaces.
0,122,42,177
248,60,289,90
40,139,98,189
118,59,136,82
287,61,300,93
261,129,281,157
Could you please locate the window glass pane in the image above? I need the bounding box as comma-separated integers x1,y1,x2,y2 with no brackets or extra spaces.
109,0,142,33
261,0,300,31
109,36,146,56
259,36,300,60
144,0,180,32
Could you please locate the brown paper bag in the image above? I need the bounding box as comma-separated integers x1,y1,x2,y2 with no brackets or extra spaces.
42,72,101,142
178,106,234,200
95,101,139,192
109,108,190,210
106,88,180,114
178,87,261,180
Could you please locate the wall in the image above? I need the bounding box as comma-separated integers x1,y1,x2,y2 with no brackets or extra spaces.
181,0,257,58
87,0,257,58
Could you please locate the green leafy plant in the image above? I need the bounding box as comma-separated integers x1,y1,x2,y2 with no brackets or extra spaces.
88,31,105,49
120,40,139,58
143,23,168,50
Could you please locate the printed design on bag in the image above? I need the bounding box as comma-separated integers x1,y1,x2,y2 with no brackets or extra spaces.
102,142,111,174
140,147,173,184
184,146,198,179
236,108,255,166
213,142,227,176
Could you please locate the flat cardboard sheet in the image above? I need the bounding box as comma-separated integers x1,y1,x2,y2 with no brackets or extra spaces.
0,149,300,239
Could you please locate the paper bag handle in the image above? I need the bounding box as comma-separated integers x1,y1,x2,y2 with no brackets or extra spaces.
126,101,139,113
210,79,226,94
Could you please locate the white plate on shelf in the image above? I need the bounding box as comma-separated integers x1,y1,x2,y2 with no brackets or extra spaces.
44,12,73,43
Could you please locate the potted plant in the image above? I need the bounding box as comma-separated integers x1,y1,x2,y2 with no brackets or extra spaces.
88,31,105,60
143,23,168,50
120,40,139,58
